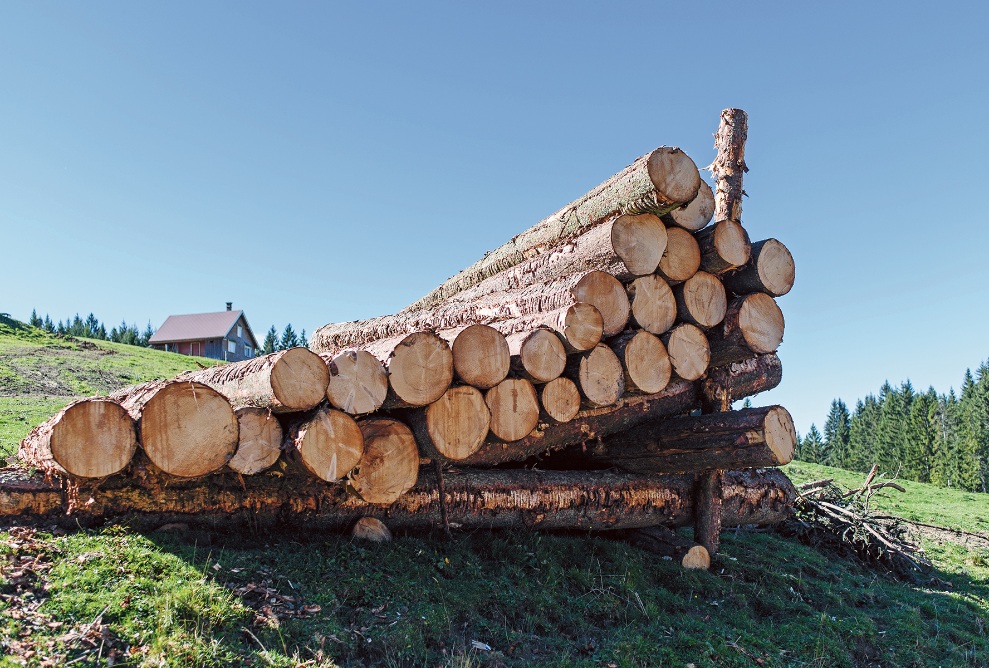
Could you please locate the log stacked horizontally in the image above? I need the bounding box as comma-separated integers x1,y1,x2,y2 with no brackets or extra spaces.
13,109,798,569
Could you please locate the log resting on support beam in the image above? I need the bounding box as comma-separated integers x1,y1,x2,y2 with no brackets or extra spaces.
0,466,795,533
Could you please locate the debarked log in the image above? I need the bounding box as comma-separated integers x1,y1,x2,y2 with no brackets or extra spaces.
0,466,795,532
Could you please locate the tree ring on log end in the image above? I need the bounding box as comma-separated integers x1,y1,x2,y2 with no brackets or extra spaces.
561,303,603,351
297,408,364,482
647,147,701,205
425,386,491,460
50,399,137,478
623,331,671,395
668,180,715,232
628,274,676,335
713,219,751,268
659,227,701,283
141,381,238,478
578,344,625,407
540,377,581,423
452,324,510,389
757,239,795,297
519,329,566,383
739,293,784,354
611,213,668,276
485,378,540,442
270,347,331,411
326,350,388,415
764,406,796,465
664,324,710,381
388,332,454,406
352,418,419,505
572,271,630,338
229,407,283,475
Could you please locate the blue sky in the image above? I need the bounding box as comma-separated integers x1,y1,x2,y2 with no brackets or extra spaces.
1,2,987,433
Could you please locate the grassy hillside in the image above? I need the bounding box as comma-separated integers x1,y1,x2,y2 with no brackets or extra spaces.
0,316,218,460
1,316,987,666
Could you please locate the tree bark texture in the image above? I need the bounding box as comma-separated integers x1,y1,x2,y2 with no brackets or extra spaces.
583,406,796,474
18,398,137,479
712,108,748,223
695,470,724,555
184,347,329,413
0,466,795,533
399,148,701,314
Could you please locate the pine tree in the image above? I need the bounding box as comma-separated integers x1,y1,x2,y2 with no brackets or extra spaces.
140,322,156,347
70,314,84,337
741,398,752,409
262,326,278,355
83,313,101,338
822,399,851,468
904,388,937,483
930,391,961,488
957,370,985,491
800,424,824,463
29,309,42,328
56,320,66,336
42,315,54,333
280,324,299,350
848,395,880,472
299,329,309,349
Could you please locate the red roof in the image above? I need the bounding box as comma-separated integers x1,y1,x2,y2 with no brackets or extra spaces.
149,310,249,344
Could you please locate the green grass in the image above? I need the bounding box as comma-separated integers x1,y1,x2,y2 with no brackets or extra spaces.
0,316,219,459
1,316,987,666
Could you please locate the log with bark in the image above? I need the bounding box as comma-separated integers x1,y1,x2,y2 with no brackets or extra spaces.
284,406,364,482
696,219,751,275
627,274,677,335
323,350,389,415
673,271,728,329
18,398,137,478
539,377,581,424
506,329,567,384
351,418,420,505
657,226,702,283
711,108,748,224
228,407,283,475
610,330,671,395
700,354,783,413
401,147,701,313
406,386,491,461
620,525,711,569
363,331,455,408
0,466,795,533
582,406,796,473
109,380,239,478
489,303,603,353
662,179,715,232
185,347,329,413
722,238,795,298
707,294,785,367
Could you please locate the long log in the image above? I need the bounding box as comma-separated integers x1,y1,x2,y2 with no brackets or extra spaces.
406,386,490,461
722,238,795,298
109,380,238,478
485,378,541,442
228,407,283,475
323,350,389,415
0,466,795,533
566,343,625,408
284,407,364,482
351,418,419,505
401,147,701,314
461,351,782,468
708,294,785,367
661,323,710,381
18,398,137,478
662,179,715,232
363,331,454,408
583,406,796,473
185,347,329,413
488,304,603,353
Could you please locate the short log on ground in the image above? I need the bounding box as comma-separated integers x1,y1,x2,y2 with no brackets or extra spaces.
351,418,420,505
722,238,795,297
0,466,796,533
620,525,711,570
285,407,364,482
19,398,137,478
110,380,239,478
187,347,329,413
228,407,283,475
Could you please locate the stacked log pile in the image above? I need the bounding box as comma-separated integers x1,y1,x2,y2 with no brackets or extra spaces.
9,109,796,569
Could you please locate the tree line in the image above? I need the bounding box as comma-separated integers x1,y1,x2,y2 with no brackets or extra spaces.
797,361,989,493
259,324,308,354
28,310,155,347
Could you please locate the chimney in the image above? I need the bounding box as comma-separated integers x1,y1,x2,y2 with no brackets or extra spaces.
226,302,233,311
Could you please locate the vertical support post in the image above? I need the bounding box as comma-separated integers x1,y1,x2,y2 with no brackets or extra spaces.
693,108,749,557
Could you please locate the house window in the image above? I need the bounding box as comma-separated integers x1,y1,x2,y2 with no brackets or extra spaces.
237,325,243,338
228,340,237,354
244,344,252,357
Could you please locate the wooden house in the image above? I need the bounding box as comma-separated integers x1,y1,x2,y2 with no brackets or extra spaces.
149,303,258,362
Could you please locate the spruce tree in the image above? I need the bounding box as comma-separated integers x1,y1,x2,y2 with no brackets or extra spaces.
29,309,41,328
280,324,299,350
822,399,851,468
299,329,309,349
42,315,54,333
930,391,961,488
262,326,278,355
801,424,824,463
140,322,155,347
848,395,880,472
904,388,937,483
957,370,985,491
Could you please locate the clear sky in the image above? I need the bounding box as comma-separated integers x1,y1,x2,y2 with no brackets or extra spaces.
2,2,987,433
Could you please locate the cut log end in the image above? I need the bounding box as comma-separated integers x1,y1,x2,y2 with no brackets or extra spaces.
617,331,671,395
700,219,751,274
647,147,702,205
325,350,389,415
424,386,491,460
740,293,785,354
666,179,715,232
559,303,603,351
387,331,454,407
270,347,331,411
294,408,365,482
663,324,710,381
452,324,510,389
49,399,137,478
352,418,419,505
351,517,393,543
724,238,795,298
141,381,238,478
572,271,630,338
682,545,711,570
540,377,581,423
575,344,625,407
765,406,797,465
628,274,676,335
485,378,540,442
658,226,701,283
228,407,283,475
610,213,668,276
515,329,567,383
675,271,728,329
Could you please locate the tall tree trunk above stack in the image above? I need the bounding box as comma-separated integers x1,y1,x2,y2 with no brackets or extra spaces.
185,347,329,413
19,398,137,478
400,147,701,313
711,108,749,223
109,380,239,478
